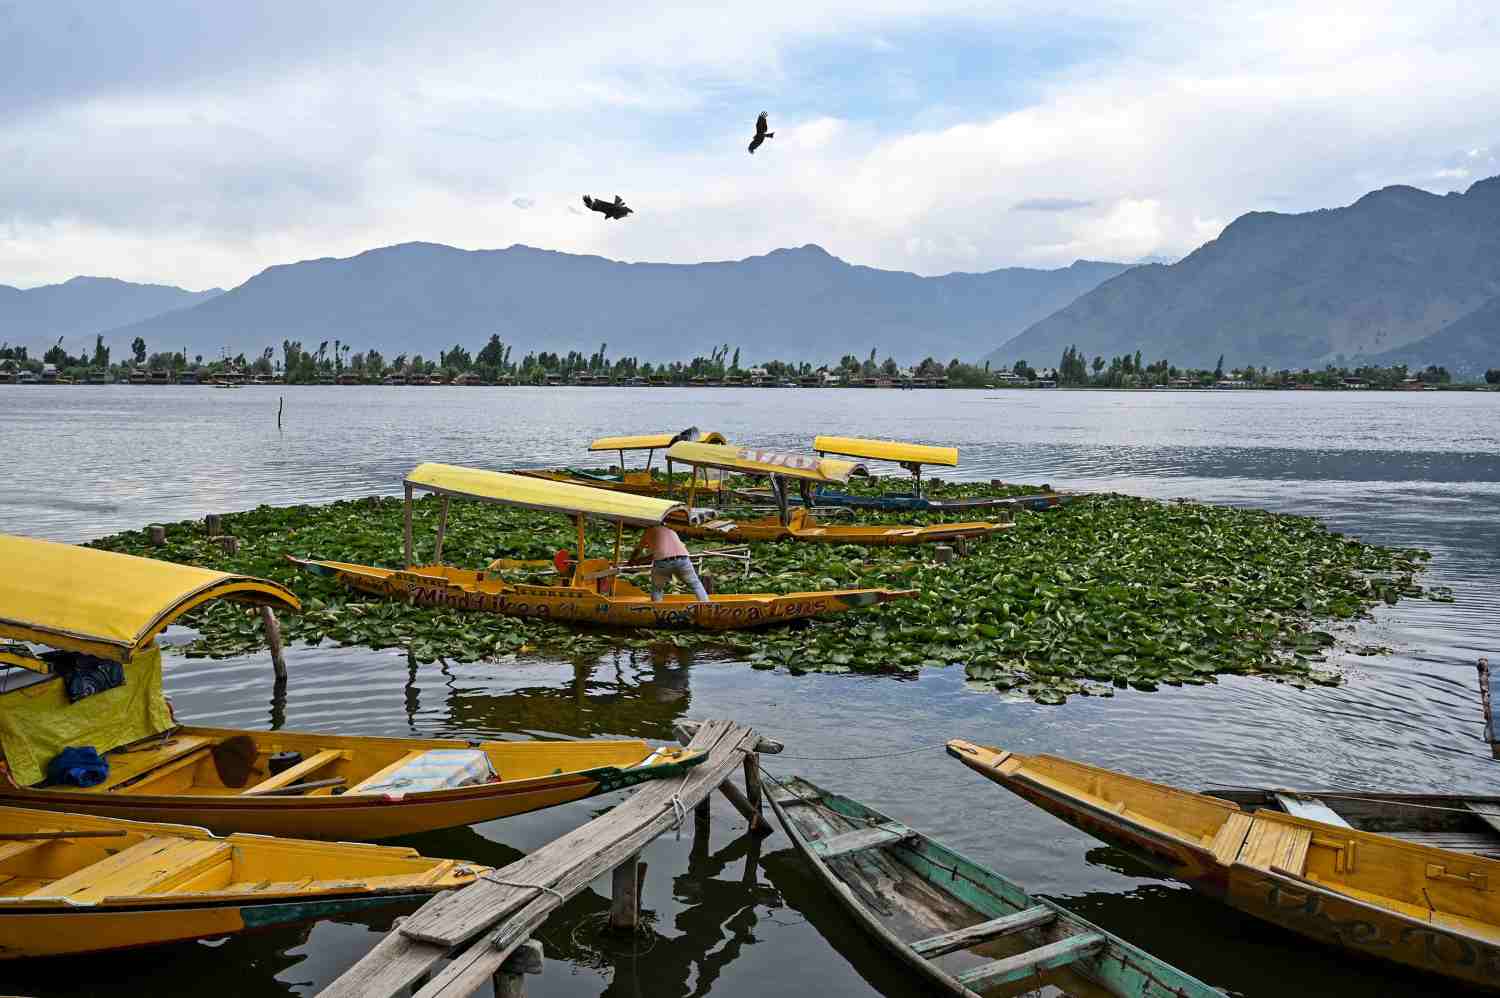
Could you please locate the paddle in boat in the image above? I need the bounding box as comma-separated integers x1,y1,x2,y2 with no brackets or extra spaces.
662,441,1013,546
0,532,705,839
947,739,1500,992
291,462,916,630
515,427,728,496
769,774,1224,997
809,436,1073,513
0,805,486,958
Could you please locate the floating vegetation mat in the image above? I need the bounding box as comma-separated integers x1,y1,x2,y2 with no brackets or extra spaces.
89,483,1441,703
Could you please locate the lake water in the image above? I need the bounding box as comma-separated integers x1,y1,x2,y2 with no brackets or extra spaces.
3,385,1498,997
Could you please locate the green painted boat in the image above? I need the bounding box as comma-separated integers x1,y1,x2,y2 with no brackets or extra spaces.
769,776,1225,997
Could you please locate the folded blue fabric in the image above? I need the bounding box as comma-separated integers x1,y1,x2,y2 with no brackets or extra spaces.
47,746,109,787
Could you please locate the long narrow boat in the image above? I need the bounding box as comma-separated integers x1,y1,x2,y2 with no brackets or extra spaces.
515,429,728,496
948,740,1500,992
0,805,485,958
808,436,1073,512
663,441,1012,546
293,463,915,629
0,533,705,839
770,775,1224,997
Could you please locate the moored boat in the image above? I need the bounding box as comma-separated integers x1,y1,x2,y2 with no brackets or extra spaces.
948,739,1500,992
515,428,728,496
0,532,706,839
770,774,1224,997
0,805,485,958
809,436,1074,513
293,462,916,630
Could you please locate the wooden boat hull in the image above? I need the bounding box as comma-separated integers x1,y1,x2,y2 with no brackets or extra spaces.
735,488,1074,513
513,468,721,497
295,559,915,630
770,775,1223,997
948,740,1500,992
671,510,1012,547
0,806,483,958
0,726,704,840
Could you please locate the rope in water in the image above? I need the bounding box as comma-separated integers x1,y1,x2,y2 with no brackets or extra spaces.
775,741,953,762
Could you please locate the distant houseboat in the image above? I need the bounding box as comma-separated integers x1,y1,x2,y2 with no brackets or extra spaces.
178,370,202,385
336,372,362,385
148,369,171,385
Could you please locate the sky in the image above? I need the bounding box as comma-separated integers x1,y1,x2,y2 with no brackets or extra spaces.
2,1,1498,290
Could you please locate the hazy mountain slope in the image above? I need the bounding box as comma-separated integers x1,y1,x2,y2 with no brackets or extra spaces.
986,175,1500,370
0,276,222,351
1372,295,1500,377
104,244,1129,364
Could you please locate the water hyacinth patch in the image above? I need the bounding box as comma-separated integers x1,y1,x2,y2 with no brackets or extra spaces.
87,482,1435,703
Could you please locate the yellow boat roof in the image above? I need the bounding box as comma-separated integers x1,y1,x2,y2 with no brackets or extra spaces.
0,533,301,663
813,435,959,467
589,431,727,452
405,463,684,526
664,442,866,483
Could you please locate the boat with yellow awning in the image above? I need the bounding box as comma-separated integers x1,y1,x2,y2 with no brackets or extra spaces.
291,462,915,630
0,806,485,958
0,533,705,839
947,740,1500,992
807,435,1072,513
663,442,1013,546
515,427,728,496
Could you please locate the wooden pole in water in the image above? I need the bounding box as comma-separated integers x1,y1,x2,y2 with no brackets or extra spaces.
492,938,543,998
609,853,643,932
403,483,414,568
260,606,287,681
204,513,222,537
743,751,768,836
276,395,283,431
433,496,449,563
148,524,166,546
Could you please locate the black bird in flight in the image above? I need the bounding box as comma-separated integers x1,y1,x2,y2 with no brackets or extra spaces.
747,112,774,154
582,195,633,220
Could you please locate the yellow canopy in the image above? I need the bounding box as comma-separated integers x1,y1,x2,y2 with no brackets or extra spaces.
664,442,866,484
405,463,684,527
0,534,301,663
590,431,727,452
813,435,959,468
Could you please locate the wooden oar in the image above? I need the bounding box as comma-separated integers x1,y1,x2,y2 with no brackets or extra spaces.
0,830,127,840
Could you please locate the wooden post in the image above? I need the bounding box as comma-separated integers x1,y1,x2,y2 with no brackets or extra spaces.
743,752,768,836
1479,658,1498,760
403,483,414,568
216,535,240,555
932,545,955,563
609,853,642,932
148,524,166,546
695,795,711,837
491,938,543,998
260,606,287,682
433,496,449,564
204,513,223,537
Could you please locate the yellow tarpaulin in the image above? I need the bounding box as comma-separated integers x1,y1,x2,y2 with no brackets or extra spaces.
812,435,959,468
589,431,727,452
405,463,685,527
0,646,173,787
0,533,301,662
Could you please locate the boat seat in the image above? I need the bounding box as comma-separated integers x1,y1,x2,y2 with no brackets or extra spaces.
1208,812,1254,866
910,905,1057,958
32,837,231,902
955,932,1106,991
0,838,55,865
1274,794,1352,827
97,734,215,791
809,822,914,860
239,749,347,795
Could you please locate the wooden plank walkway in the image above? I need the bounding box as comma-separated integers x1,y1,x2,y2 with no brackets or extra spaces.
319,719,768,998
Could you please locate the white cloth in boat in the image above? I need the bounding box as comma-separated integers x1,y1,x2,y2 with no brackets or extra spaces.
355,749,496,797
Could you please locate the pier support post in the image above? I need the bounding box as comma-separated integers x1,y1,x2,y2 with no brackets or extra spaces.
742,752,769,836
205,513,223,537
932,545,955,563
260,606,287,682
609,854,644,933
491,938,543,998
216,535,240,555
148,524,166,546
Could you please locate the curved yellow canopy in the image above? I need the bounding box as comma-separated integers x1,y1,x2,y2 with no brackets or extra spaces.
0,533,301,663
405,463,684,527
590,431,727,452
813,435,959,468
664,442,866,484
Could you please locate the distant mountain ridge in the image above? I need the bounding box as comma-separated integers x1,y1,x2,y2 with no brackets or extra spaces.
987,175,1500,373
1,276,222,351
100,244,1131,365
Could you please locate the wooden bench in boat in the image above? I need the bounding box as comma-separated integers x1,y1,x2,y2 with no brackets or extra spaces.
808,821,914,860
955,932,1107,991
909,904,1057,957
239,749,348,796
33,837,231,902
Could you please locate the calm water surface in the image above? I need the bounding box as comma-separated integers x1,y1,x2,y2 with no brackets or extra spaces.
3,386,1498,998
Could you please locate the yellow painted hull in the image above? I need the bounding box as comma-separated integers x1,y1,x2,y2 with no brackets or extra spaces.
672,510,1012,547
297,559,915,630
0,806,483,958
0,726,703,840
948,740,1500,992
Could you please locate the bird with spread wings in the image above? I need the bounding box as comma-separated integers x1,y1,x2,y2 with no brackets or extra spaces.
747,112,774,154
582,195,633,220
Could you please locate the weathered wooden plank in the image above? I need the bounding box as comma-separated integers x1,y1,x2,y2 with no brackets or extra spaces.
955,932,1106,990
908,905,1056,958
808,821,912,860
675,720,784,754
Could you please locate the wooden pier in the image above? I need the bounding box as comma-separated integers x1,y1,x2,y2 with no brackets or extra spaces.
318,718,779,998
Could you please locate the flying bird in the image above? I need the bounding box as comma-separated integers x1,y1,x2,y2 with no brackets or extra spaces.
747,112,773,154
582,194,633,220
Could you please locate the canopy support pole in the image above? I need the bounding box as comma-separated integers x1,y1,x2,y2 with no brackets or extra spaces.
433,496,450,564
260,606,286,682
575,514,587,573
613,519,624,568
644,448,654,474
687,469,697,512
403,484,414,568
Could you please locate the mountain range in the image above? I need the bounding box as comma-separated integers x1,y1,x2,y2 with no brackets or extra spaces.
987,176,1500,374
1,277,221,353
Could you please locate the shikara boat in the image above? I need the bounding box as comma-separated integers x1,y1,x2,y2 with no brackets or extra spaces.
293,463,915,630
808,436,1073,513
663,441,1012,546
770,775,1223,997
0,533,705,839
0,805,485,958
948,740,1500,992
515,429,728,496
